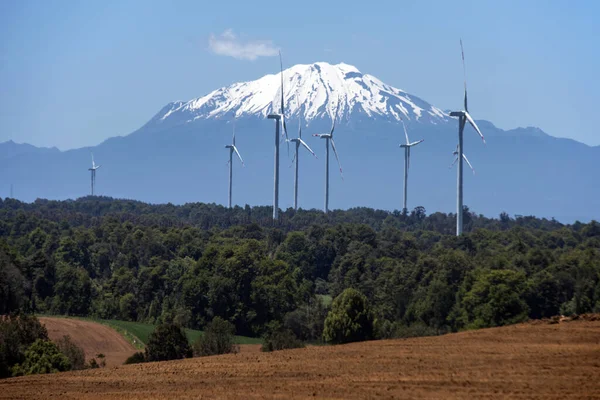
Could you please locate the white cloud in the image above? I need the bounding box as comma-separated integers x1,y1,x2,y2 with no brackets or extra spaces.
208,29,279,61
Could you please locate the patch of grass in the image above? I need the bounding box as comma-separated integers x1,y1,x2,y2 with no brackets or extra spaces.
100,320,152,349
39,315,261,348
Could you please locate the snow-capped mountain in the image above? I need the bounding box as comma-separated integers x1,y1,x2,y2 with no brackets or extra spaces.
1,61,598,223
151,62,448,129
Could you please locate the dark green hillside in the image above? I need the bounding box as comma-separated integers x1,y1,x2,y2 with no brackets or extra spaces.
1,197,598,338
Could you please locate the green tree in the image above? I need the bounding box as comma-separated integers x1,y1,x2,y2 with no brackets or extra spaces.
119,293,138,321
52,262,91,315
11,339,71,376
145,323,191,362
0,314,49,378
55,335,86,370
192,317,238,357
323,288,373,344
455,269,529,329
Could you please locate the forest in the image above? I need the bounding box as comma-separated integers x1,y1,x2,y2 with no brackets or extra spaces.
1,196,599,340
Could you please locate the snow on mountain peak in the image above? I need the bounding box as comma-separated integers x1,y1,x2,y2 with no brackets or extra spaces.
157,62,447,126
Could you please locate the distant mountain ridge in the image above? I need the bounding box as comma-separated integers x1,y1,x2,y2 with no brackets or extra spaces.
0,140,59,162
1,62,598,223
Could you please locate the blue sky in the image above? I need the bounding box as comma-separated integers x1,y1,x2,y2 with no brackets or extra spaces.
1,0,598,149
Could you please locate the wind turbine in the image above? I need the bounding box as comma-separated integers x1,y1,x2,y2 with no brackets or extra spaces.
88,152,101,196
267,51,290,220
449,40,485,236
289,116,317,210
450,144,476,175
313,105,343,214
225,119,244,208
399,119,424,213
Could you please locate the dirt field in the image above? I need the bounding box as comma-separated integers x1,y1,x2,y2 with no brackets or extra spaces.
3,319,600,399
38,317,137,367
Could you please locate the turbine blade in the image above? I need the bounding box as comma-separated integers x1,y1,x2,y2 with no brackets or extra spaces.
291,148,297,167
233,145,244,166
232,117,236,146
91,152,95,168
461,39,468,112
298,138,317,158
407,146,411,173
279,51,284,115
96,165,101,170
401,118,410,145
330,138,343,179
330,102,339,136
281,117,290,156
463,153,476,174
464,112,485,143
449,156,459,169
409,139,424,147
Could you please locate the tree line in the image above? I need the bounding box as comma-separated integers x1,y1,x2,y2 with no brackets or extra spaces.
1,197,599,342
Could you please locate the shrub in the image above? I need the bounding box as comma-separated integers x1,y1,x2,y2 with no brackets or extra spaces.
0,314,49,378
323,288,373,344
145,323,191,362
455,269,529,329
87,353,106,369
55,335,85,370
193,317,238,357
124,352,146,365
11,339,71,376
261,323,304,352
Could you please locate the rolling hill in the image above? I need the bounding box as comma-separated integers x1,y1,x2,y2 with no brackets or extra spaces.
4,317,599,399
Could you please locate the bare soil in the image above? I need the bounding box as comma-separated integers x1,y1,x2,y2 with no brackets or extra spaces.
3,319,600,399
39,317,137,367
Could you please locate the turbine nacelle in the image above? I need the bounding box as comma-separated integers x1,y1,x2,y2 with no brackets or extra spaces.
449,111,485,144
400,139,424,148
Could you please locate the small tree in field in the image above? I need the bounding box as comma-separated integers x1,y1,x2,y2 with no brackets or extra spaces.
323,288,373,344
145,323,191,362
193,317,238,357
55,335,85,370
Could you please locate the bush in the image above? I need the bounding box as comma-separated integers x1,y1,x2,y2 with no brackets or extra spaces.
455,269,529,329
145,323,191,362
0,314,49,378
193,317,238,357
124,352,146,365
261,323,304,352
87,353,106,368
55,335,85,370
11,339,71,376
323,288,373,344
284,299,328,342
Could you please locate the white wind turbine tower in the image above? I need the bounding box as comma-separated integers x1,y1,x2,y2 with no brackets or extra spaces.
313,105,343,214
289,116,318,210
399,119,424,213
225,119,244,208
88,152,101,196
267,51,290,221
449,40,485,236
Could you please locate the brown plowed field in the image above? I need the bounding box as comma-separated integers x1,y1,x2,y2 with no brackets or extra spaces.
3,319,600,399
39,317,137,367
